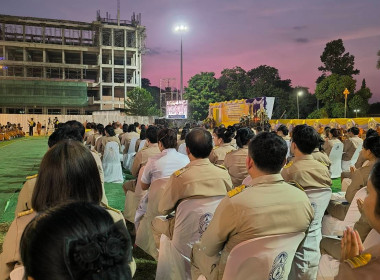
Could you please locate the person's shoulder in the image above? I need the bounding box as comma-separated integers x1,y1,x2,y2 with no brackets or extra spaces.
17,208,35,218
100,202,121,215
227,184,246,198
173,166,189,177
283,160,294,169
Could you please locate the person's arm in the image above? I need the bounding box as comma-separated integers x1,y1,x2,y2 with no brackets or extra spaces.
157,175,178,215
345,168,366,203
140,159,152,190
199,197,236,257
208,149,217,164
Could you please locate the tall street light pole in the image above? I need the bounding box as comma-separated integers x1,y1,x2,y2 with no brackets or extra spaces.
343,88,350,118
297,91,303,119
174,24,188,100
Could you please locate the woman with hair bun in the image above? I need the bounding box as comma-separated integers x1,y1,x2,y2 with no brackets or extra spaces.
209,126,236,165
20,202,133,280
323,128,342,156
224,127,254,187
99,125,121,155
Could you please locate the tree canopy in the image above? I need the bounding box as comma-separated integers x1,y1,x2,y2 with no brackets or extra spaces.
125,87,160,116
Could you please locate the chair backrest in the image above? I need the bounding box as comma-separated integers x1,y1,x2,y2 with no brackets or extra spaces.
146,177,170,218
10,266,25,280
138,139,146,151
171,196,224,258
304,188,332,233
363,229,380,248
178,143,187,155
222,232,305,280
103,141,120,162
128,137,138,154
343,186,367,224
329,142,344,179
285,140,291,159
351,144,363,166
135,166,146,197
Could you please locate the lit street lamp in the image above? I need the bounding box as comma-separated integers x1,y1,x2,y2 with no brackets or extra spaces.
354,109,360,118
297,91,303,119
174,24,188,100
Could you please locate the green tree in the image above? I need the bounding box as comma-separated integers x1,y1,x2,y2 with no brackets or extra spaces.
348,79,372,116
218,67,251,100
184,72,220,121
318,39,360,77
125,87,160,116
369,102,380,116
314,74,356,117
141,78,160,108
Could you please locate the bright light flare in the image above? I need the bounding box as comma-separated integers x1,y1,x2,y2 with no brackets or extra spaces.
174,24,188,33
298,91,303,96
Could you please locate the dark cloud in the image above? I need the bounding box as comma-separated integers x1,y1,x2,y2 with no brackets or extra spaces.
146,47,179,56
294,38,309,43
293,25,307,30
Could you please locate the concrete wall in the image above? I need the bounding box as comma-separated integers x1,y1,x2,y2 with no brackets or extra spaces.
0,112,156,134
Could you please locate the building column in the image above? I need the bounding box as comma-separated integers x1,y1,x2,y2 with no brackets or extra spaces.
23,47,27,77
43,49,47,78
62,50,65,79
80,51,83,80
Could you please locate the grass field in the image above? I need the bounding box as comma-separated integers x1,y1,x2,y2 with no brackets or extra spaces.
0,136,342,279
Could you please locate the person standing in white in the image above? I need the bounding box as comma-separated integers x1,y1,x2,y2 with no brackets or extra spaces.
141,128,190,190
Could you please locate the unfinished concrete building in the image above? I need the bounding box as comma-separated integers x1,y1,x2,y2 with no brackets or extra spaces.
0,11,145,115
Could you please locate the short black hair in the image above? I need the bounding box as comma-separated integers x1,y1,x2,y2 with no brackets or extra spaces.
122,124,129,133
330,128,340,138
185,128,213,158
65,120,85,138
146,126,158,143
235,127,254,148
277,125,289,136
370,161,380,217
350,127,360,135
292,125,320,154
105,125,115,137
214,126,235,143
248,132,287,173
128,124,136,132
366,129,379,138
363,136,380,158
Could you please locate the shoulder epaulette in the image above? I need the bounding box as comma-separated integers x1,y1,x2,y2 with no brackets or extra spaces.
317,160,329,167
344,253,371,269
26,174,38,180
288,181,305,191
215,164,227,170
174,167,188,177
283,161,293,169
226,150,233,155
17,208,34,218
213,146,219,150
228,185,246,198
101,202,121,214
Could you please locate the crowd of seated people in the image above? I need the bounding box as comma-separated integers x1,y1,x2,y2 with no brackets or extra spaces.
3,118,380,280
0,122,25,141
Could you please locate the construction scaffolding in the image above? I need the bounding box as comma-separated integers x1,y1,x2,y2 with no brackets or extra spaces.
0,10,146,114
159,78,180,115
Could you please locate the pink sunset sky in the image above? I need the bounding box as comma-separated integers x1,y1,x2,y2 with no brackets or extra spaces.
2,0,380,102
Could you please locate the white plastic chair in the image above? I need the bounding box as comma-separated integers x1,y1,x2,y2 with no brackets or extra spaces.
317,229,380,280
155,196,224,280
329,142,343,179
289,188,332,280
10,266,25,280
135,177,170,260
102,141,123,183
123,137,138,170
178,143,187,155
285,139,291,160
351,144,363,166
124,166,147,223
221,232,305,280
138,139,146,151
322,187,367,236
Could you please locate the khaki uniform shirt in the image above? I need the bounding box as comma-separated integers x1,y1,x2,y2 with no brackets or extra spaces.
114,127,123,135
312,148,332,168
345,160,375,203
0,206,126,280
158,158,233,215
343,136,363,161
323,138,342,157
335,244,380,280
99,136,121,155
208,144,235,165
223,146,249,187
121,132,140,153
355,150,367,169
130,143,160,177
83,129,94,145
191,174,313,280
281,154,332,189
91,132,101,147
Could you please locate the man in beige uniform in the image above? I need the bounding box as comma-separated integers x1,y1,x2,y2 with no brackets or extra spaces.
280,124,331,280
191,132,313,280
121,124,140,154
122,126,160,193
152,128,233,243
342,127,363,171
